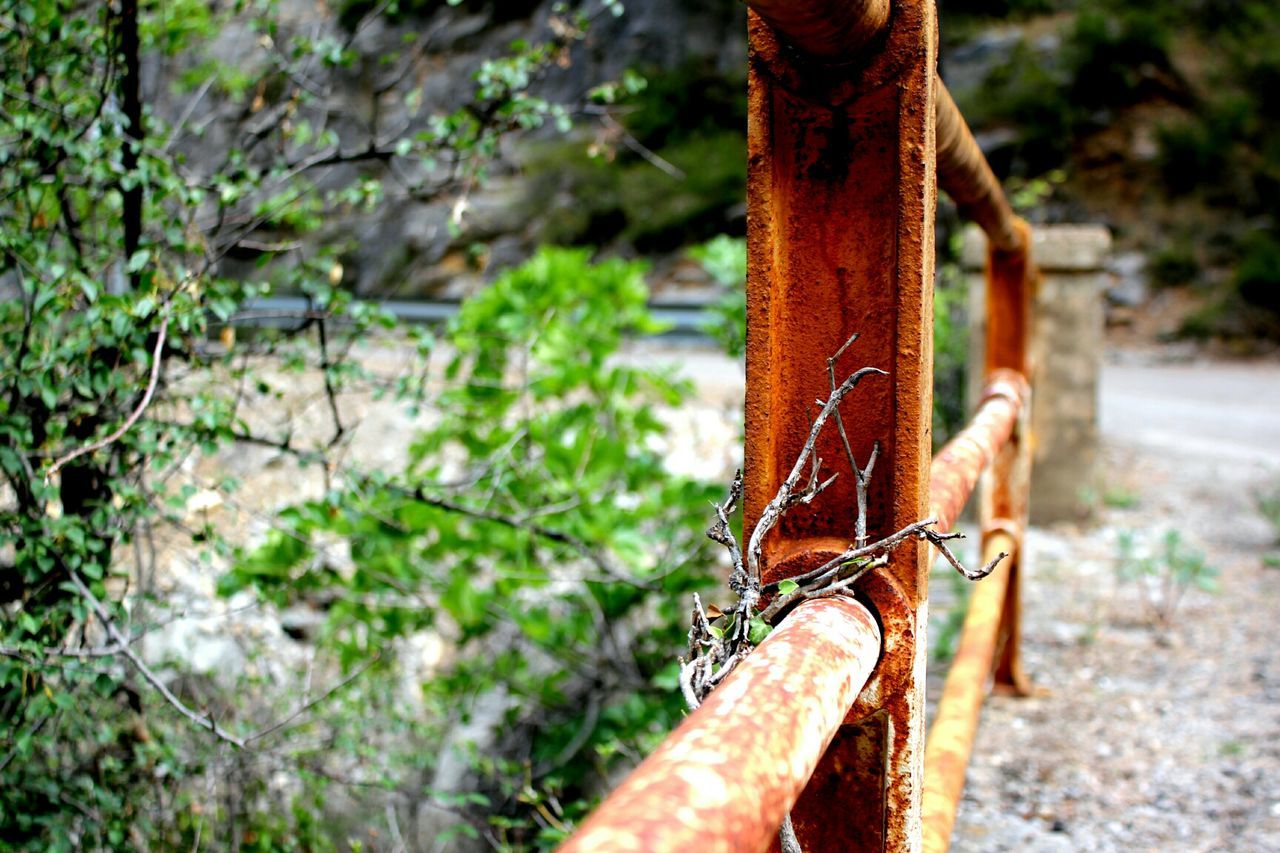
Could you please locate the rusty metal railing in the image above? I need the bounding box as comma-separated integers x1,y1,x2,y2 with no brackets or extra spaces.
559,0,1039,849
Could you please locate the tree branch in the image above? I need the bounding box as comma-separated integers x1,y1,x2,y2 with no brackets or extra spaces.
67,568,247,748
46,315,169,480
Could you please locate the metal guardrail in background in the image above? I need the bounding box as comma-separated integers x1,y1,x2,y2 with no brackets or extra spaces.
229,296,718,339
559,0,1040,849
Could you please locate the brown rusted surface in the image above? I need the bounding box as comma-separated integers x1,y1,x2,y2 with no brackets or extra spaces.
919,205,1038,851
920,530,1018,853
982,218,1037,697
928,369,1029,533
558,597,880,853
936,82,1023,253
746,0,890,59
983,218,1036,377
744,1,937,847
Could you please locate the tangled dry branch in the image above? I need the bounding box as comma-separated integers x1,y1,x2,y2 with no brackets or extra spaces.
677,334,1005,850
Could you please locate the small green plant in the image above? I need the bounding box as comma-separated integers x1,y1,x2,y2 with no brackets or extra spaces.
1258,483,1280,568
1115,529,1218,628
930,561,973,664
1103,486,1140,510
691,235,747,358
1256,484,1280,540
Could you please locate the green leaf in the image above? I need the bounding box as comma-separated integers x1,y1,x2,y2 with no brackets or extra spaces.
747,616,772,645
777,579,799,595
126,249,151,273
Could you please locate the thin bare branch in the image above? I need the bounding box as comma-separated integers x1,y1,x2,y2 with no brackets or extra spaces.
46,315,170,480
243,654,380,746
67,568,247,748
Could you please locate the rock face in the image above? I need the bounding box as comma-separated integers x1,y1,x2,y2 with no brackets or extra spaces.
147,0,746,300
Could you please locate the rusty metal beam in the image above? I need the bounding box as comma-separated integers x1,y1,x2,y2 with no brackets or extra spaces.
920,212,1038,850
936,82,1022,253
744,0,938,846
558,597,880,853
920,529,1018,852
928,370,1029,533
744,6,1020,252
744,0,891,58
982,219,1036,696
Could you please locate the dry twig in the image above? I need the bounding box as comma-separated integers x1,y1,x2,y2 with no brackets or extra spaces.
66,568,378,751
677,333,1005,851
46,315,169,481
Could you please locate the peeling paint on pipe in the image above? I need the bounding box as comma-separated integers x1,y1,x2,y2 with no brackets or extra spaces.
928,370,1029,532
936,82,1023,253
558,597,881,853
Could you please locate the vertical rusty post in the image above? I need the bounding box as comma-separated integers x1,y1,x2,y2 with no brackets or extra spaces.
983,221,1035,696
744,1,937,848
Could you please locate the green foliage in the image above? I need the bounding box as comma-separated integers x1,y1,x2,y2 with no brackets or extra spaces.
1232,232,1280,317
223,248,722,847
933,240,971,446
1179,230,1280,339
1149,243,1201,289
0,0,599,845
959,41,1076,176
961,3,1182,174
1257,483,1280,544
1154,4,1280,220
526,132,747,252
691,235,747,359
1115,529,1218,628
620,61,748,152
1065,4,1176,112
955,0,1280,340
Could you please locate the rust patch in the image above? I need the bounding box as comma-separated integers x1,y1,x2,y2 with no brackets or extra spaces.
928,370,1028,532
921,532,1017,852
558,598,880,853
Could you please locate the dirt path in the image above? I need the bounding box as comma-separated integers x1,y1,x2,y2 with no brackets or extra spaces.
951,351,1280,852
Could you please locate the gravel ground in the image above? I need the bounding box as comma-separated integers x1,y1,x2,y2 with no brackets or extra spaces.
949,350,1280,852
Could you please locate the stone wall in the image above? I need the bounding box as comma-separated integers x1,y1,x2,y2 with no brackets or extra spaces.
964,224,1112,524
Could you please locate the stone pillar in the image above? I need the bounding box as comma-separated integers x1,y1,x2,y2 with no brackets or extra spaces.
964,224,1111,524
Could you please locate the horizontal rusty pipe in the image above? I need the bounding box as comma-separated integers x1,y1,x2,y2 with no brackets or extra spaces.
745,0,891,58
920,529,1019,852
928,369,1029,533
558,597,881,853
936,81,1023,253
